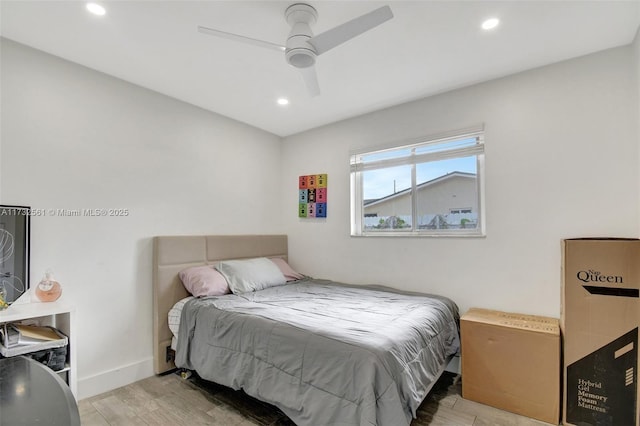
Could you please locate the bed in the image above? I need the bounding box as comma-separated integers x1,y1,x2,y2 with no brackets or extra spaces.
153,235,460,426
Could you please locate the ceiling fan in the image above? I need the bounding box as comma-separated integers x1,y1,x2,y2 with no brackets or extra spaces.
198,3,394,97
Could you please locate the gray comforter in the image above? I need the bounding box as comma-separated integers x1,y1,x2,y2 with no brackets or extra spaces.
175,279,460,426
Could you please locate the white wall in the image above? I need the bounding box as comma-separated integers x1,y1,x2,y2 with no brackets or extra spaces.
282,45,639,319
0,38,283,398
635,27,640,233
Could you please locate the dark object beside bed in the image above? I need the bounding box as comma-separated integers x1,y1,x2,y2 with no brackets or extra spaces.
175,278,460,426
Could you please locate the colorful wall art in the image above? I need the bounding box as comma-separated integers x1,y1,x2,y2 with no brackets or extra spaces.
299,174,327,218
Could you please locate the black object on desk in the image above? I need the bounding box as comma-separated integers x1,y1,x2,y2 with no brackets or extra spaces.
0,356,80,425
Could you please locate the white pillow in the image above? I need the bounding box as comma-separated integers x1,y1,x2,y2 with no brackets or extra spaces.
216,257,286,294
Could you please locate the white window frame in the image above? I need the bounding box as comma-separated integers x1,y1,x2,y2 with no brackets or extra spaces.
350,125,486,237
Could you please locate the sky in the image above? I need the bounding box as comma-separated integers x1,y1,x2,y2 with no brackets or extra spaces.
363,155,477,200
360,136,479,199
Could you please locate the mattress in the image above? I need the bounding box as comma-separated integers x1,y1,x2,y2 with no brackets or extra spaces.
168,296,193,350
175,278,460,426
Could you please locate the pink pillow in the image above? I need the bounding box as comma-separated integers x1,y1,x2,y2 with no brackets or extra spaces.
178,265,230,297
270,258,305,281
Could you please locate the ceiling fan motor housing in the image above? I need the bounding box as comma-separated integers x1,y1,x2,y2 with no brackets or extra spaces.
285,3,318,68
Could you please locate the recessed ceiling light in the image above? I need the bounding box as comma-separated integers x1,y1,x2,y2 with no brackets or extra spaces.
481,18,500,30
86,3,106,16
277,98,289,106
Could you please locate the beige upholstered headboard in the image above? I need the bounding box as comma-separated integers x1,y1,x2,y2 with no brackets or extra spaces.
152,234,288,374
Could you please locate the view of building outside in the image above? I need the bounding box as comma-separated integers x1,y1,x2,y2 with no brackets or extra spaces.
352,133,483,235
364,171,478,230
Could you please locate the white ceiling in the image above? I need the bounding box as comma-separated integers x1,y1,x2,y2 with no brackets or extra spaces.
1,1,639,137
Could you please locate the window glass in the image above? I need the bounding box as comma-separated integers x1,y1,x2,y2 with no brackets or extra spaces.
351,130,484,237
415,156,478,230
363,165,412,231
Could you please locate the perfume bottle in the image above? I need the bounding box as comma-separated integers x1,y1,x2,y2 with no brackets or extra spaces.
35,270,62,302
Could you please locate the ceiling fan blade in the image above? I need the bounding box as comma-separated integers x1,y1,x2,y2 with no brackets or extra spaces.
300,66,320,97
308,6,393,55
198,26,285,52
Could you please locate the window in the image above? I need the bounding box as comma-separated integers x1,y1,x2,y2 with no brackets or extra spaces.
350,127,485,236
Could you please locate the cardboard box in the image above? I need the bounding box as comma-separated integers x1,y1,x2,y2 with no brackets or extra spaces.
461,308,561,424
562,238,639,426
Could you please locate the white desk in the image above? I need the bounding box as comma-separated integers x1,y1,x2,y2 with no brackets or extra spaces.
0,299,77,398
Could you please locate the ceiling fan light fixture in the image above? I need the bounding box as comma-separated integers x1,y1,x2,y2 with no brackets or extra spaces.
86,3,106,16
286,48,316,68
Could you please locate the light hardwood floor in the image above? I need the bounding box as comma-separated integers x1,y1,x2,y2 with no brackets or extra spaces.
79,372,555,426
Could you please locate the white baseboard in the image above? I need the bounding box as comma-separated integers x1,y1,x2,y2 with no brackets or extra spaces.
78,357,155,400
